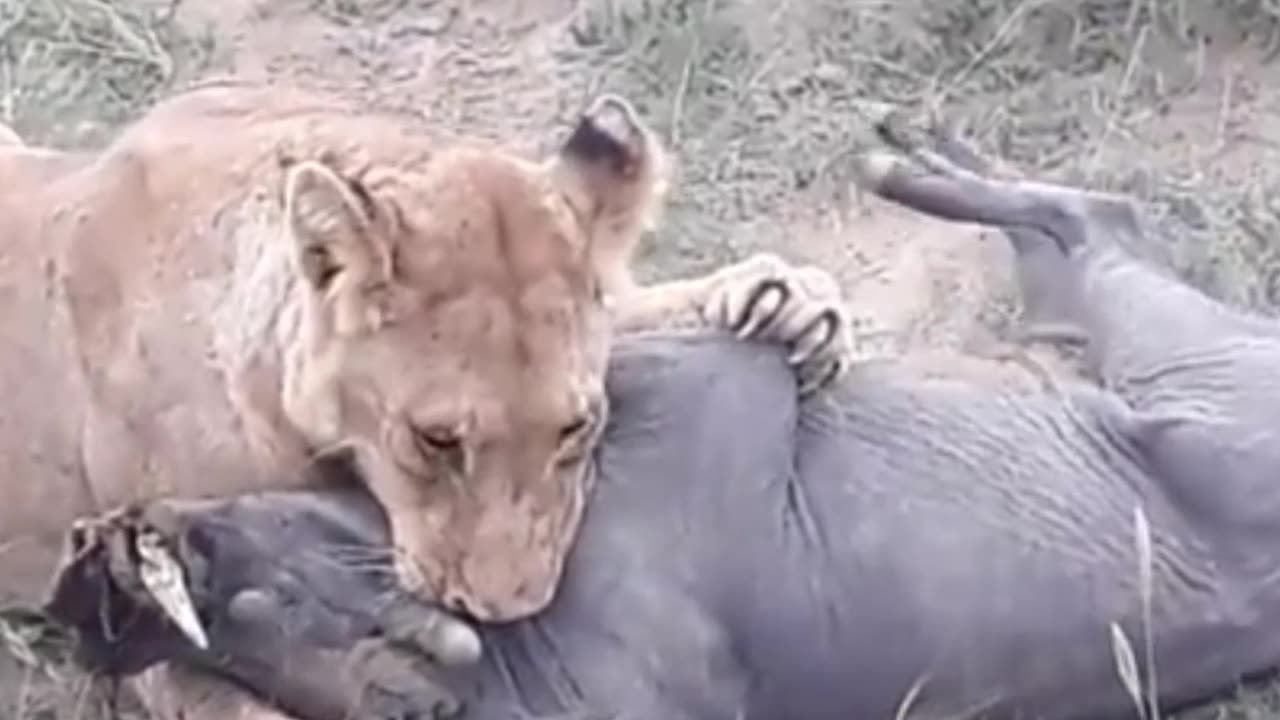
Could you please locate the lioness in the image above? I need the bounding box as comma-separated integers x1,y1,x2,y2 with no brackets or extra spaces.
0,81,848,628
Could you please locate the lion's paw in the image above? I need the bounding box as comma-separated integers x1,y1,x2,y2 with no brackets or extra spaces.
702,252,853,395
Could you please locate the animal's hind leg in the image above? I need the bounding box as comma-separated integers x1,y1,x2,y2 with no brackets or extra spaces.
878,118,1095,351
854,115,1280,408
857,129,1280,531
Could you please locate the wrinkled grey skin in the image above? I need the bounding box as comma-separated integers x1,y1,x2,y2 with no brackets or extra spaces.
46,128,1280,720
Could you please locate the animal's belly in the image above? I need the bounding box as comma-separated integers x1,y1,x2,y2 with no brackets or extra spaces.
728,379,1245,719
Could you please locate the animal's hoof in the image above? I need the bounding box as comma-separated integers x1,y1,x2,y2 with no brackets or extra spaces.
867,106,998,180
702,252,854,395
870,104,923,151
851,151,909,193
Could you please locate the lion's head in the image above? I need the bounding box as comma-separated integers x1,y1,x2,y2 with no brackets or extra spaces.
277,96,667,621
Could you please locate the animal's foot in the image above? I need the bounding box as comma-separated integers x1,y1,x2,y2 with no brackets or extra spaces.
853,106,993,193
701,252,853,395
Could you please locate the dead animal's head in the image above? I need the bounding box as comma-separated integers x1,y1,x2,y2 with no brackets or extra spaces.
280,94,667,621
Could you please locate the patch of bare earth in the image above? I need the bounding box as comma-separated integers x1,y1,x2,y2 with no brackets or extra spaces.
4,0,1280,717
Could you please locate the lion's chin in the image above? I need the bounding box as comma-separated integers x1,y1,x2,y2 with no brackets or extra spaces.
389,463,595,622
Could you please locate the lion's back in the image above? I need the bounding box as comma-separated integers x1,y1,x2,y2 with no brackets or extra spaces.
0,84,440,579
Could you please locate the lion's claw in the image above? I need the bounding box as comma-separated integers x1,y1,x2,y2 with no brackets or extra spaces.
732,278,789,338
703,253,853,395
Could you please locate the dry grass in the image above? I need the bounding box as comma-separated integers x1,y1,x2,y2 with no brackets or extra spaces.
569,0,1280,307
0,605,112,720
3,0,1280,717
0,0,217,148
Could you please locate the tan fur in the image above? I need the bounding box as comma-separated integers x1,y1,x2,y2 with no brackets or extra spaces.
0,81,618,621
0,81,850,720
0,81,848,619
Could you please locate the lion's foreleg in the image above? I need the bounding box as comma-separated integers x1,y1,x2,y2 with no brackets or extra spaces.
611,252,854,393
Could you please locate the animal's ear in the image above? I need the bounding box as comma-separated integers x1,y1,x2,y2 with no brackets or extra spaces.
284,160,381,292
551,95,669,276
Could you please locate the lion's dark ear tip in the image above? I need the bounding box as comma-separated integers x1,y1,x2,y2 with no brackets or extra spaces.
562,94,646,173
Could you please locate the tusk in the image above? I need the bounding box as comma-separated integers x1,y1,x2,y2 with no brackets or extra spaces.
136,529,209,651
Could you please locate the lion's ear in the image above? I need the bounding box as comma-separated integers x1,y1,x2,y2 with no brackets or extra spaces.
551,95,669,286
284,160,380,292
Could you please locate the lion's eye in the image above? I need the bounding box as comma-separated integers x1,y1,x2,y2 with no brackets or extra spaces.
413,426,461,454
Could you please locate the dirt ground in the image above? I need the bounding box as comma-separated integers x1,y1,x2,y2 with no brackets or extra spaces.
4,0,1280,717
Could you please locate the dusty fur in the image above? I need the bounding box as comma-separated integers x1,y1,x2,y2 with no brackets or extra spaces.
0,80,633,623
0,78,852,720
1,80,848,629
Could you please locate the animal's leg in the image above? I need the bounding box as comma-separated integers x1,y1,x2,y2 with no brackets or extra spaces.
853,115,1280,407
855,116,1280,534
859,115,1101,349
614,253,855,395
